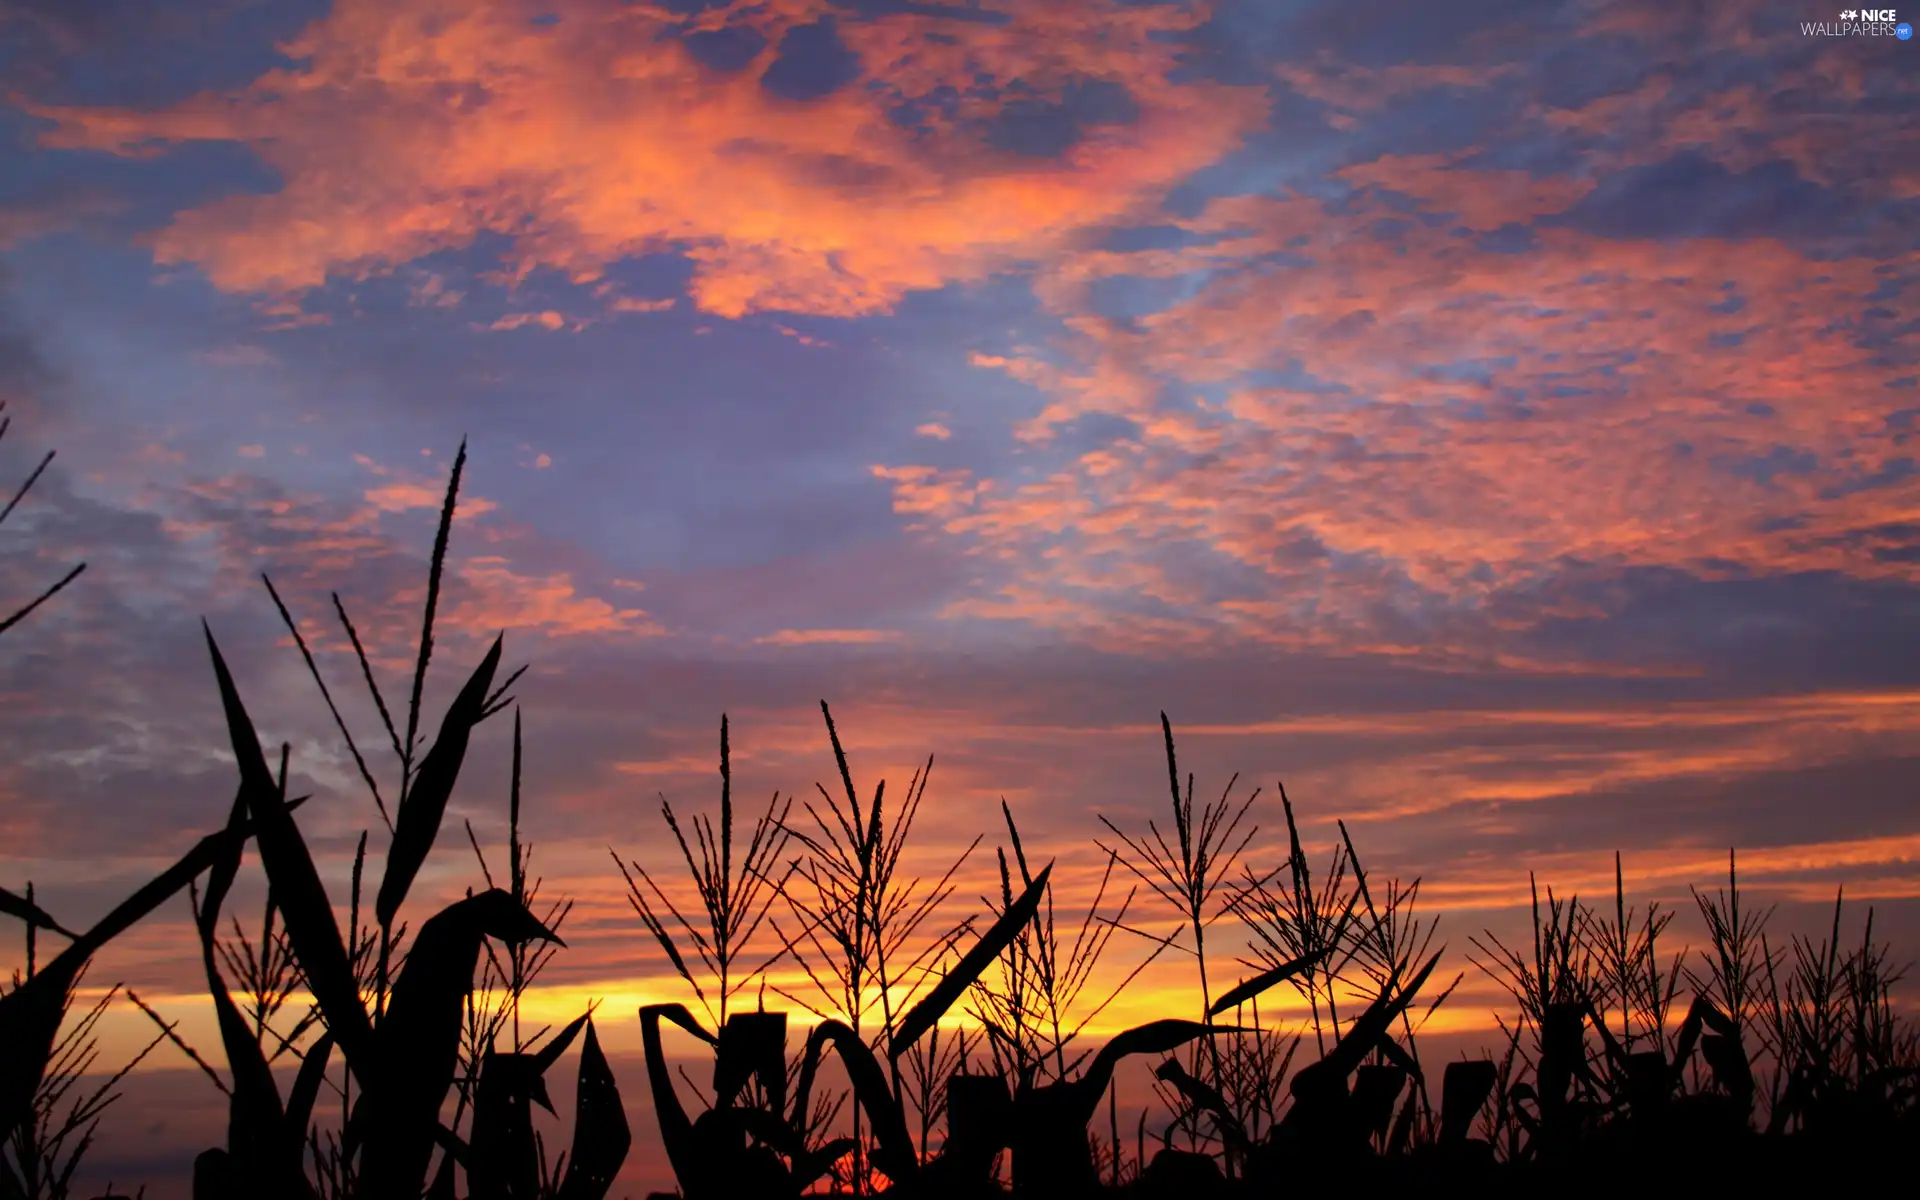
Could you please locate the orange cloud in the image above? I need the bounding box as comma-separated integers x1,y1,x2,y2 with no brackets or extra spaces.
28,0,1268,318
868,463,990,529
444,556,666,639
882,162,1918,658
486,310,570,332
752,628,903,646
364,481,499,518
1334,154,1596,230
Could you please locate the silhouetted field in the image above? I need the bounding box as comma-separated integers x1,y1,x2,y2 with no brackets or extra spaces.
4,440,1915,1198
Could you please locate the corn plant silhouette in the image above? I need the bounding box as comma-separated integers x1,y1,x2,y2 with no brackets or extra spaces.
968,801,1169,1090
763,701,983,1192
139,440,631,1199
613,714,794,1030
1095,714,1265,1163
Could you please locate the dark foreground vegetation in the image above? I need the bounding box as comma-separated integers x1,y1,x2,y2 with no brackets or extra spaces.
3,437,1915,1198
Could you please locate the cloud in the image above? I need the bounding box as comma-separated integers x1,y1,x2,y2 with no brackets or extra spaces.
752,627,903,646
486,311,571,332
874,149,1918,660
1334,152,1595,230
444,555,666,639
606,295,676,314
27,0,1269,318
363,481,499,518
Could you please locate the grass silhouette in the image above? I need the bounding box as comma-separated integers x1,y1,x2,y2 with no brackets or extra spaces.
1,440,1914,1197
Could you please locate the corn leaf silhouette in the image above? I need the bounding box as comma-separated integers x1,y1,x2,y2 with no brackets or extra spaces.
375,634,504,929
1208,946,1333,1017
1440,1059,1497,1144
1079,1019,1233,1110
1321,949,1442,1083
890,862,1051,1060
205,624,375,1069
1154,1058,1249,1151
714,1011,786,1112
1008,1019,1230,1193
284,1032,333,1156
0,887,74,941
193,790,301,1198
467,1006,592,1196
803,1020,918,1185
638,1003,718,1194
555,1018,630,1200
355,888,562,1197
468,1052,553,1200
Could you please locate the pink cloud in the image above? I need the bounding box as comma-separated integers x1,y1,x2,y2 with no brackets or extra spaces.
27,0,1269,318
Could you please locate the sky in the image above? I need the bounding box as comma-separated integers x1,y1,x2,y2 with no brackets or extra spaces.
1,0,1918,1192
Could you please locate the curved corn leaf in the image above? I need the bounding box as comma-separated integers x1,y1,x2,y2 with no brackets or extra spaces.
557,1019,631,1200
1374,1030,1424,1087
1700,1033,1754,1099
639,1004,716,1194
375,635,503,929
715,1011,787,1112
205,626,374,1070
1153,1059,1248,1150
198,788,247,943
807,1020,917,1185
1440,1059,1497,1144
1672,993,1738,1078
357,888,561,1198
193,798,290,1194
1080,1020,1234,1115
1007,1021,1230,1194
284,1033,334,1153
793,1139,857,1191
1208,946,1332,1017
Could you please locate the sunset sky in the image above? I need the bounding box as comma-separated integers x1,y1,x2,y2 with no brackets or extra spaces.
1,0,1917,1192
